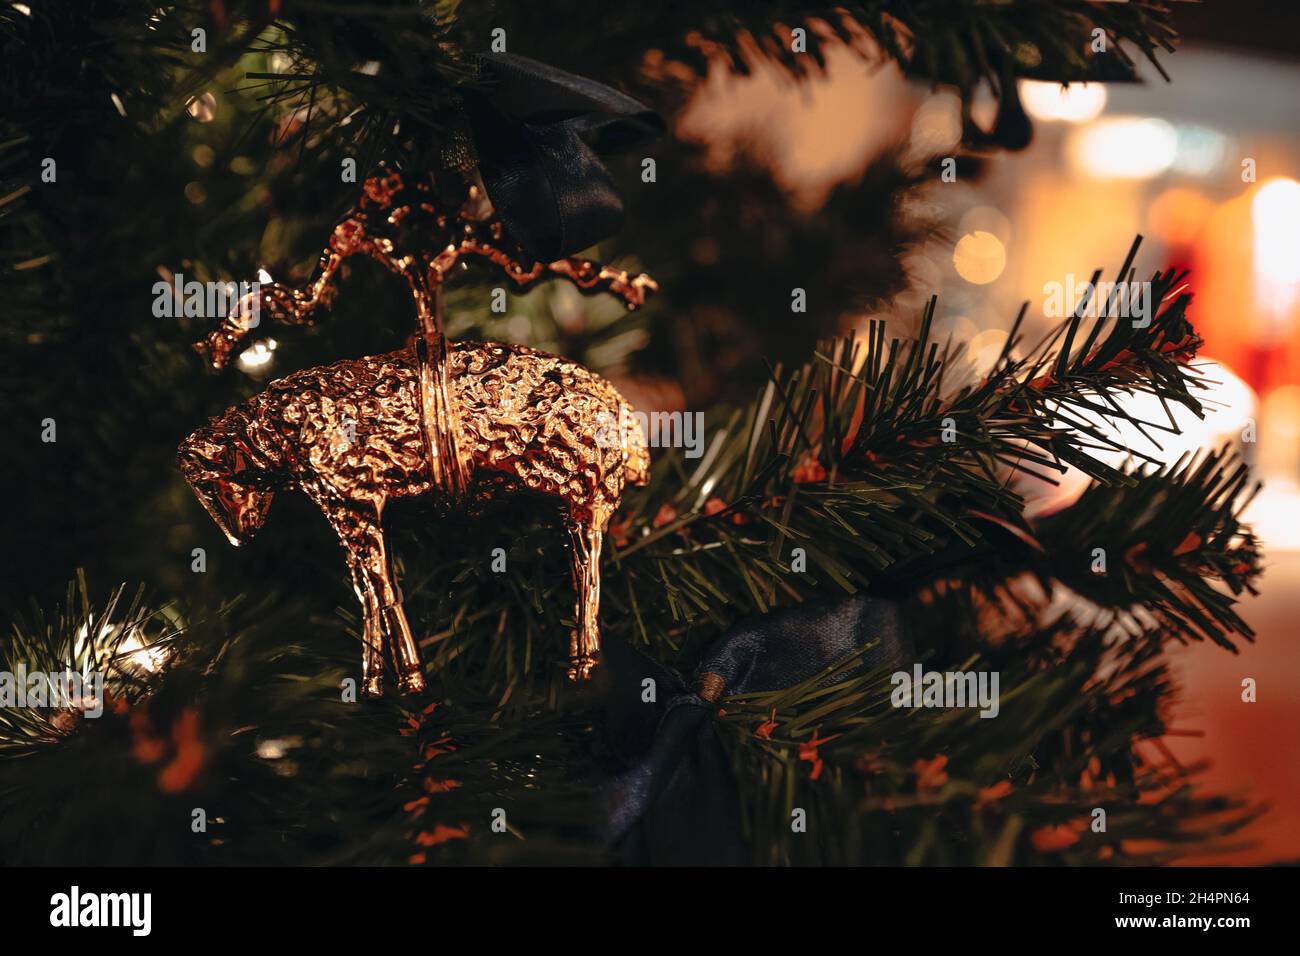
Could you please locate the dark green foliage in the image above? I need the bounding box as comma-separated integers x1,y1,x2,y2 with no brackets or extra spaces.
0,1,1263,866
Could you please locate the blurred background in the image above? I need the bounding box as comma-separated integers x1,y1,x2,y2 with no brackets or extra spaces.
670,4,1300,863
4,1,1295,866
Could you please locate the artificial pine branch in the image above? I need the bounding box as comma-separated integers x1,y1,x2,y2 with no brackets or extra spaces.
0,1,1265,868
1,0,1182,308
1036,449,1261,650
0,571,179,752
710,618,1260,865
582,240,1218,635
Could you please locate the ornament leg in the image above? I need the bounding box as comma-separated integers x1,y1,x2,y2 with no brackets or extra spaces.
566,518,605,681
361,526,427,696
325,500,394,697
381,601,426,696
346,556,386,698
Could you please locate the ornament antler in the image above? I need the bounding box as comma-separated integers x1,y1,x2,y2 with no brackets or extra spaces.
195,167,656,502
193,168,657,370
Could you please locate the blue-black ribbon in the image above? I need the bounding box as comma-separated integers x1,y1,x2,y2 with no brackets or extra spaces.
599,593,911,864
467,53,664,261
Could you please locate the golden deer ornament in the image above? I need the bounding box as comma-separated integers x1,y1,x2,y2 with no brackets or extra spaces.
181,169,655,694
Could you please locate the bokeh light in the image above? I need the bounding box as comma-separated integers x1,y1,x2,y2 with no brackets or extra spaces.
1069,118,1177,179
910,91,963,156
953,231,1007,285
238,338,277,371
1019,80,1107,123
958,206,1012,243
1252,177,1300,285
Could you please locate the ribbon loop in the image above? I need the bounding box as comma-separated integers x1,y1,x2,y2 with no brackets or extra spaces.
468,53,664,261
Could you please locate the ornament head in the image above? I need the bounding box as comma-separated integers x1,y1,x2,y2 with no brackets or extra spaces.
178,425,276,547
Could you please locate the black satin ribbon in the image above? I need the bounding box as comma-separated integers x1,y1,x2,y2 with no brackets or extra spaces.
466,53,664,261
600,593,911,863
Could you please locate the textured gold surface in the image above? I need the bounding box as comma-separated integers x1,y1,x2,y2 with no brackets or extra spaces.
187,168,657,692
179,341,650,695
193,169,657,508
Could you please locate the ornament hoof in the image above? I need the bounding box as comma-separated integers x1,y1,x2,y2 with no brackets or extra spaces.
398,667,427,695
362,675,385,698
567,652,599,681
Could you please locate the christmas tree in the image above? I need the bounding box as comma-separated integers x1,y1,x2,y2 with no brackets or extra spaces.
0,0,1266,869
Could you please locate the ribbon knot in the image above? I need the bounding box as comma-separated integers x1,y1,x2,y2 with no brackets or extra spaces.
466,53,664,261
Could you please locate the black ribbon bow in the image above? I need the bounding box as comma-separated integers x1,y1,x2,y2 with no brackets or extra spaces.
467,53,664,261
599,593,911,864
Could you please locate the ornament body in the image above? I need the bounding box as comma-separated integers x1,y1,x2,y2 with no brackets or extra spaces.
179,341,649,694
192,168,656,507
